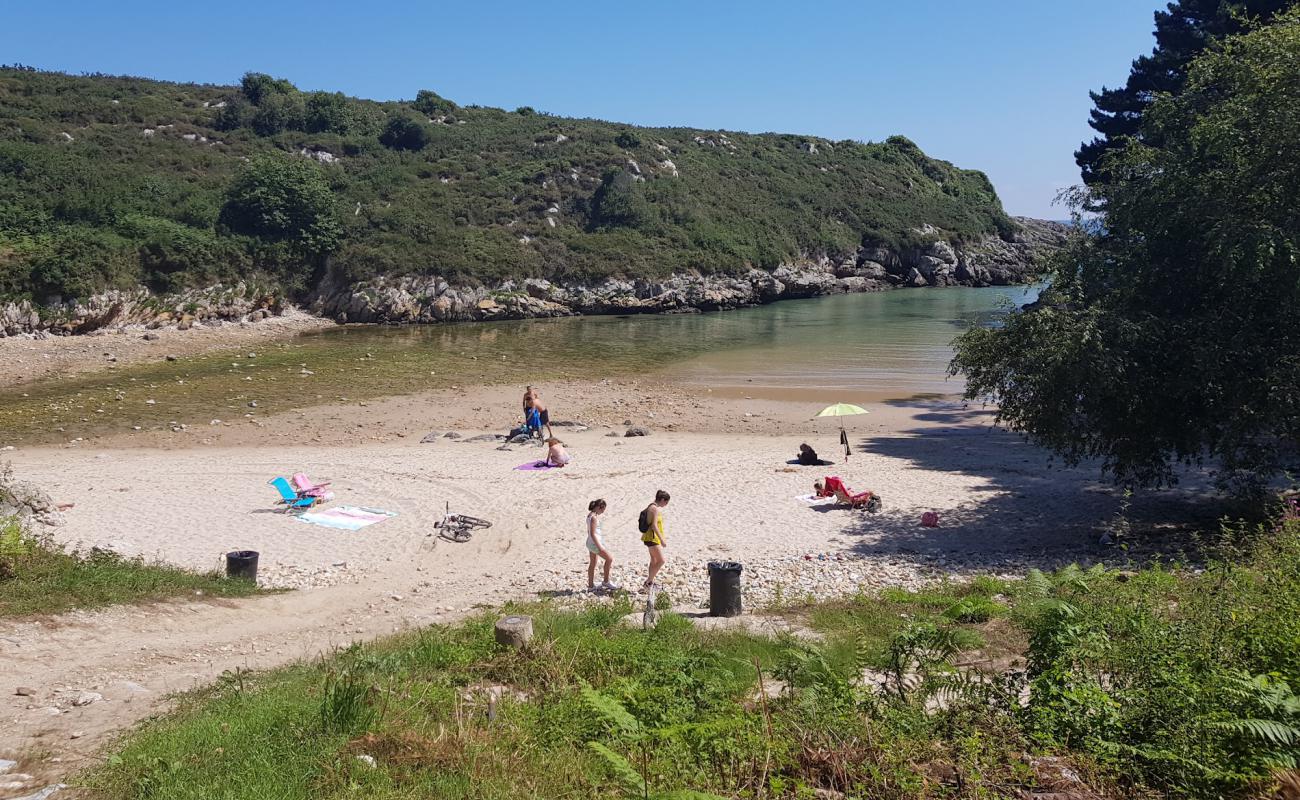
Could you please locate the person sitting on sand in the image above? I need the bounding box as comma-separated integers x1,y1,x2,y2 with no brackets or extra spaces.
585,499,618,592
814,477,880,511
638,490,670,591
797,443,821,466
545,437,571,467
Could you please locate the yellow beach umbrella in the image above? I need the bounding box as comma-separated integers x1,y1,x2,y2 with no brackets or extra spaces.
815,403,870,420
815,403,869,459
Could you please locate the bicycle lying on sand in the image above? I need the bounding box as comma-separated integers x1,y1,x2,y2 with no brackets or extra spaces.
433,502,492,543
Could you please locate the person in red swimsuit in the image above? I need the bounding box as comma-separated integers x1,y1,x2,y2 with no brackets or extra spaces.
813,477,878,510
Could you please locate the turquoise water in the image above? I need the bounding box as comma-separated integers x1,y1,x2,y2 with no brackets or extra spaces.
0,284,1035,442
657,284,1040,396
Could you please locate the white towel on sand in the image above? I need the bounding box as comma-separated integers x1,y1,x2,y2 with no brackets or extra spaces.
796,494,835,506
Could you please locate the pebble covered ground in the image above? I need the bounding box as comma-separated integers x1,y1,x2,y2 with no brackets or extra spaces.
522,548,1113,613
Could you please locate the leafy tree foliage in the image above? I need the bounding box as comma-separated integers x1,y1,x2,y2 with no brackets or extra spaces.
304,91,352,134
239,71,297,105
1076,0,1292,185
412,89,456,118
378,112,431,151
955,11,1300,491
251,91,305,136
589,169,650,230
218,154,341,257
213,98,252,131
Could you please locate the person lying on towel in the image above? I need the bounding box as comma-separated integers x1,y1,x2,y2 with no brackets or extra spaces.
813,477,881,512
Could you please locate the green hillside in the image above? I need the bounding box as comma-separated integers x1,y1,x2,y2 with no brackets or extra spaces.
0,67,1017,305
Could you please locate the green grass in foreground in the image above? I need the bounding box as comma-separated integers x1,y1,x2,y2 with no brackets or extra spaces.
0,516,260,617
77,510,1300,799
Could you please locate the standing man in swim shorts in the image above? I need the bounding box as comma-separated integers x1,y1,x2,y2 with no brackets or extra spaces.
639,490,670,591
531,388,554,440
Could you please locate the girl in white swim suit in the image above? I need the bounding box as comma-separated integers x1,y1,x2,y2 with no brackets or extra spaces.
585,499,617,592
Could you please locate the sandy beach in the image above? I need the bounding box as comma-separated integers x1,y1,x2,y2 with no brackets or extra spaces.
5,380,1217,592
0,336,1217,783
4,401,1123,589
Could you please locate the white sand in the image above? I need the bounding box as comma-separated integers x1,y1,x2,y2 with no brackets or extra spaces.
0,395,1218,776
9,414,1134,596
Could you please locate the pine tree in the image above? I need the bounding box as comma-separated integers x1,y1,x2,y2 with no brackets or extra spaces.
1076,0,1292,186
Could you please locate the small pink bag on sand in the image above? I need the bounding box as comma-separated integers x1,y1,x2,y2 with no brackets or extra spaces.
920,511,940,528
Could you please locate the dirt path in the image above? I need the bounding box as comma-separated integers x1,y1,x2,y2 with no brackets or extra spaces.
0,569,504,795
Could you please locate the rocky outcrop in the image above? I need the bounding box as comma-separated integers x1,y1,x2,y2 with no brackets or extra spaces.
1,283,283,337
315,218,1067,324
1,220,1067,335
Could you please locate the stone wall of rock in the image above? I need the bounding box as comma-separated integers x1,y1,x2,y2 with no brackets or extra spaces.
1,283,282,337
314,218,1068,324
1,219,1067,335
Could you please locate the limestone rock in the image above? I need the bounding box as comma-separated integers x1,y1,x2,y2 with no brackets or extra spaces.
0,465,58,524
299,148,338,164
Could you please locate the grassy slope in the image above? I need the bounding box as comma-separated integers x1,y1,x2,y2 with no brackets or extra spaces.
0,68,1014,303
81,515,1300,799
0,517,260,617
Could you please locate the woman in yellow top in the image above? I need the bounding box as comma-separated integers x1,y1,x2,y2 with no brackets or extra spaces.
639,490,670,591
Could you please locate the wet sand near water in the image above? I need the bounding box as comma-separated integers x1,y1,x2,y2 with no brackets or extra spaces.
0,310,334,386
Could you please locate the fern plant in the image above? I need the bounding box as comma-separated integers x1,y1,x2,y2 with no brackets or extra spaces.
942,595,1007,623
885,621,968,701
580,682,728,800
1207,671,1300,775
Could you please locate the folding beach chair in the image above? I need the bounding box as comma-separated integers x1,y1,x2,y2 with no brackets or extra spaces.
269,477,317,512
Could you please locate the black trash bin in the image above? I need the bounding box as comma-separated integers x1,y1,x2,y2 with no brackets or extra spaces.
707,561,743,617
226,550,259,582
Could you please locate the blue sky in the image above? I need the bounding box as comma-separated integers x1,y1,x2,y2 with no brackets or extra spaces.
3,1,1162,218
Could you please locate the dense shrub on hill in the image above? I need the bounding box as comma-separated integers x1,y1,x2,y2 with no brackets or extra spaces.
218,154,341,257
0,67,1017,303
378,112,433,151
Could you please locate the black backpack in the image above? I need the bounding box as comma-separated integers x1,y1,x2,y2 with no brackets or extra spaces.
638,508,651,534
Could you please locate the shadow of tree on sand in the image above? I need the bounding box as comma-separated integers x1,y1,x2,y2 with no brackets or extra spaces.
827,399,1225,576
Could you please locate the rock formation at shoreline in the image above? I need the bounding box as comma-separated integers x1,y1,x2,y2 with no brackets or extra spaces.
0,219,1066,336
